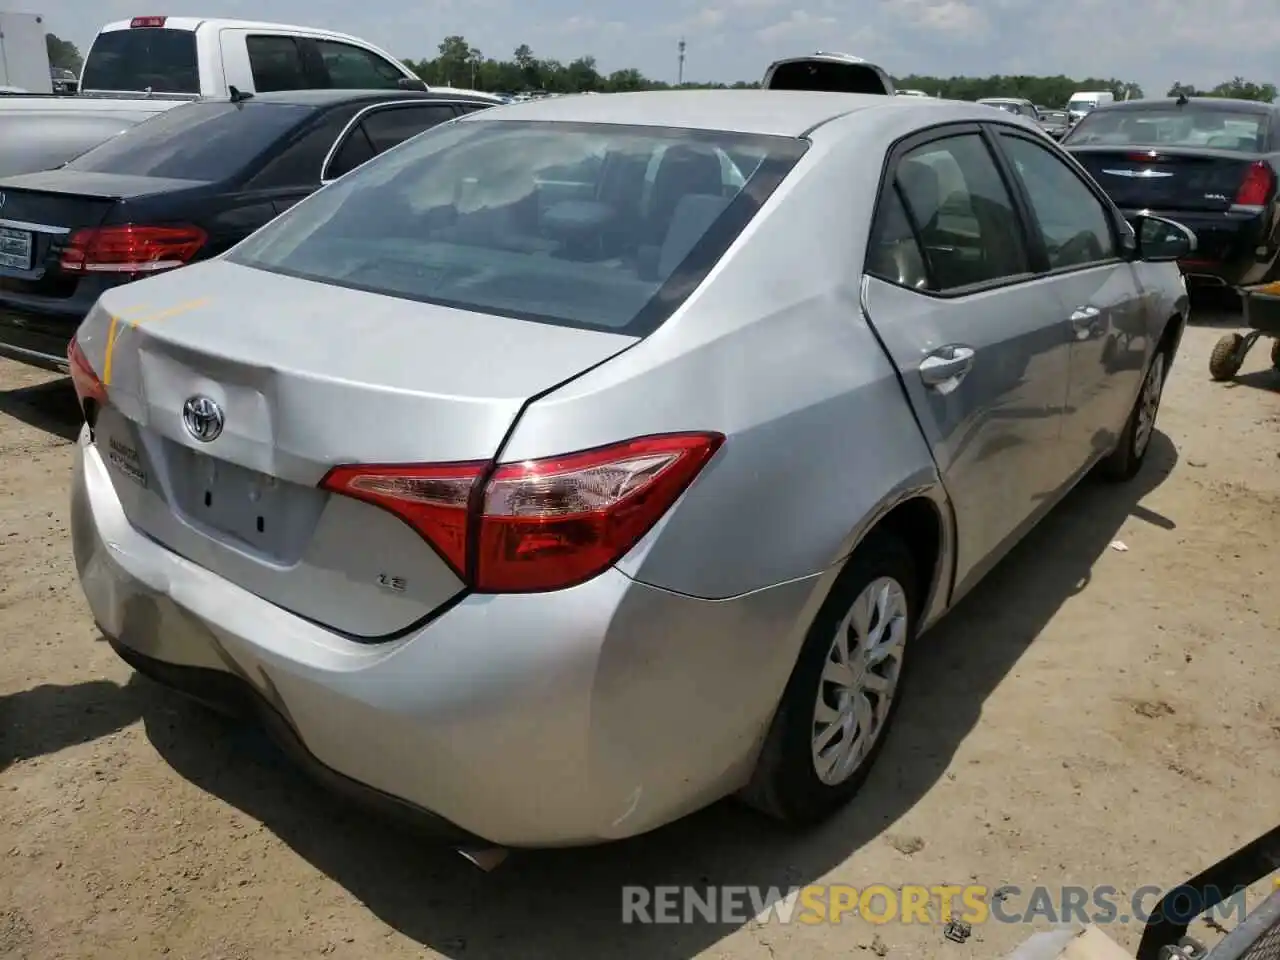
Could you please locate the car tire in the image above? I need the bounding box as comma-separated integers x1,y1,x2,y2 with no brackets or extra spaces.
740,533,918,825
1209,333,1245,382
1101,347,1168,482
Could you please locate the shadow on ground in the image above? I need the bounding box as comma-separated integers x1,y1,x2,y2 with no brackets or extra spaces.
0,677,160,774
1186,288,1244,327
0,432,1162,959
0,377,81,443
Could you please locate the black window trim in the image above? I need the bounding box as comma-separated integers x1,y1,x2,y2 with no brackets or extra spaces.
864,120,1043,300
983,121,1127,278
320,99,476,183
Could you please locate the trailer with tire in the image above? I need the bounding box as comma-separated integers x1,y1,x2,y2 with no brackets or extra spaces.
1209,283,1280,381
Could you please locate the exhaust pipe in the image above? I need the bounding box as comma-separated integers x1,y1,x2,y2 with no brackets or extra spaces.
455,846,510,871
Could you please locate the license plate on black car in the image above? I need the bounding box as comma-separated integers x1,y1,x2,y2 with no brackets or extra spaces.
0,227,33,271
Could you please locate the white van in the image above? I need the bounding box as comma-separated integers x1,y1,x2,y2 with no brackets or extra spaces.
1066,91,1115,122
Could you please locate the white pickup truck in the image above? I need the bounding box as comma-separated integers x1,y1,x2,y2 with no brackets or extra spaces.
76,16,442,99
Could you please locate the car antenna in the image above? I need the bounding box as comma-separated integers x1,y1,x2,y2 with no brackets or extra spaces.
228,85,253,104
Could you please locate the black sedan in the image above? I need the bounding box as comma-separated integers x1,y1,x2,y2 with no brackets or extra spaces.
0,88,495,371
1063,96,1280,289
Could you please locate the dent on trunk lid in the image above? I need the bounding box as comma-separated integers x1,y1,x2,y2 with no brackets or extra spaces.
76,259,639,638
82,259,639,478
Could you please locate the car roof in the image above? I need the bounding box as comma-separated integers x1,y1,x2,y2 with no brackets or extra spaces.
220,89,498,108
98,17,370,39
1091,97,1276,115
461,89,924,137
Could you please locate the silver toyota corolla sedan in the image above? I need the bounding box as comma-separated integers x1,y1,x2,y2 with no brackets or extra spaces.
68,90,1193,849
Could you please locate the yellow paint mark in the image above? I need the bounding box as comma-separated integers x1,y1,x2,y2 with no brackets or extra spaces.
101,315,122,385
100,298,212,386
122,297,211,330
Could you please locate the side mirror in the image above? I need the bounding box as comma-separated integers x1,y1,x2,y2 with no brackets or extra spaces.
1131,214,1197,263
397,76,428,91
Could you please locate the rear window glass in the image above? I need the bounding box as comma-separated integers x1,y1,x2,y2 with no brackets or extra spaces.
765,61,890,94
1065,108,1269,151
81,28,199,94
63,101,314,181
228,119,806,335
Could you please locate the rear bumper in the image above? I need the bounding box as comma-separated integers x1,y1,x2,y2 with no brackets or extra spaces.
1122,207,1275,287
0,301,83,371
71,428,818,848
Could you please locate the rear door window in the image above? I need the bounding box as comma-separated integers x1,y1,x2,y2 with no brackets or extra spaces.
81,27,199,94
248,106,365,189
63,100,314,181
894,133,1032,291
324,125,377,180
313,40,403,90
359,104,459,151
246,35,309,92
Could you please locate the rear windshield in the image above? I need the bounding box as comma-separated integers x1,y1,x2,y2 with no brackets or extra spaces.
1065,107,1269,151
766,61,890,94
228,119,806,335
81,27,199,94
63,101,314,181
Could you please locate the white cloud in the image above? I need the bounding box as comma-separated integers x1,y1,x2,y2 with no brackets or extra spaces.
755,9,838,44
886,0,987,37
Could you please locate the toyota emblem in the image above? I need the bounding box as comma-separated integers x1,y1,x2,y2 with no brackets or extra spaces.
182,395,224,443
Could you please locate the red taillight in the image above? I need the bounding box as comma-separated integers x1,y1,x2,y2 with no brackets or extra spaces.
67,336,107,411
129,16,167,27
1127,151,1159,162
1235,161,1274,207
321,433,724,593
60,224,206,276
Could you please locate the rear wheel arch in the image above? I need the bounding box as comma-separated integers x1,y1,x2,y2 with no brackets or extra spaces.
1158,311,1186,367
871,496,946,615
738,493,949,821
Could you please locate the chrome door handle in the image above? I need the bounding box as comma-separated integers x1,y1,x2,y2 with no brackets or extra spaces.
919,345,976,388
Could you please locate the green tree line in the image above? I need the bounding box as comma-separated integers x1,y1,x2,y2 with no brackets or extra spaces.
410,35,1277,106
46,33,83,73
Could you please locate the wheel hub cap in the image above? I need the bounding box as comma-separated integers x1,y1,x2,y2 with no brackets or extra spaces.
811,576,908,786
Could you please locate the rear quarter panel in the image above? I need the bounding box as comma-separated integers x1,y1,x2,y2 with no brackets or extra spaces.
499,114,947,601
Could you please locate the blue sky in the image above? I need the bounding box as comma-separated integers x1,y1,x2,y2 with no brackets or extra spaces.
21,0,1279,96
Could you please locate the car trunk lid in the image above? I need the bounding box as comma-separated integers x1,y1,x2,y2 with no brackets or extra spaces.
1069,146,1265,213
0,172,206,299
76,259,638,638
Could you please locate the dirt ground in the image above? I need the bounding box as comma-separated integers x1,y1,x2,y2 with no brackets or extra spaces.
1,311,1277,960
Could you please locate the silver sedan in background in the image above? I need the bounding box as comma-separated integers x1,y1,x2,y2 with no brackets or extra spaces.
68,90,1192,849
